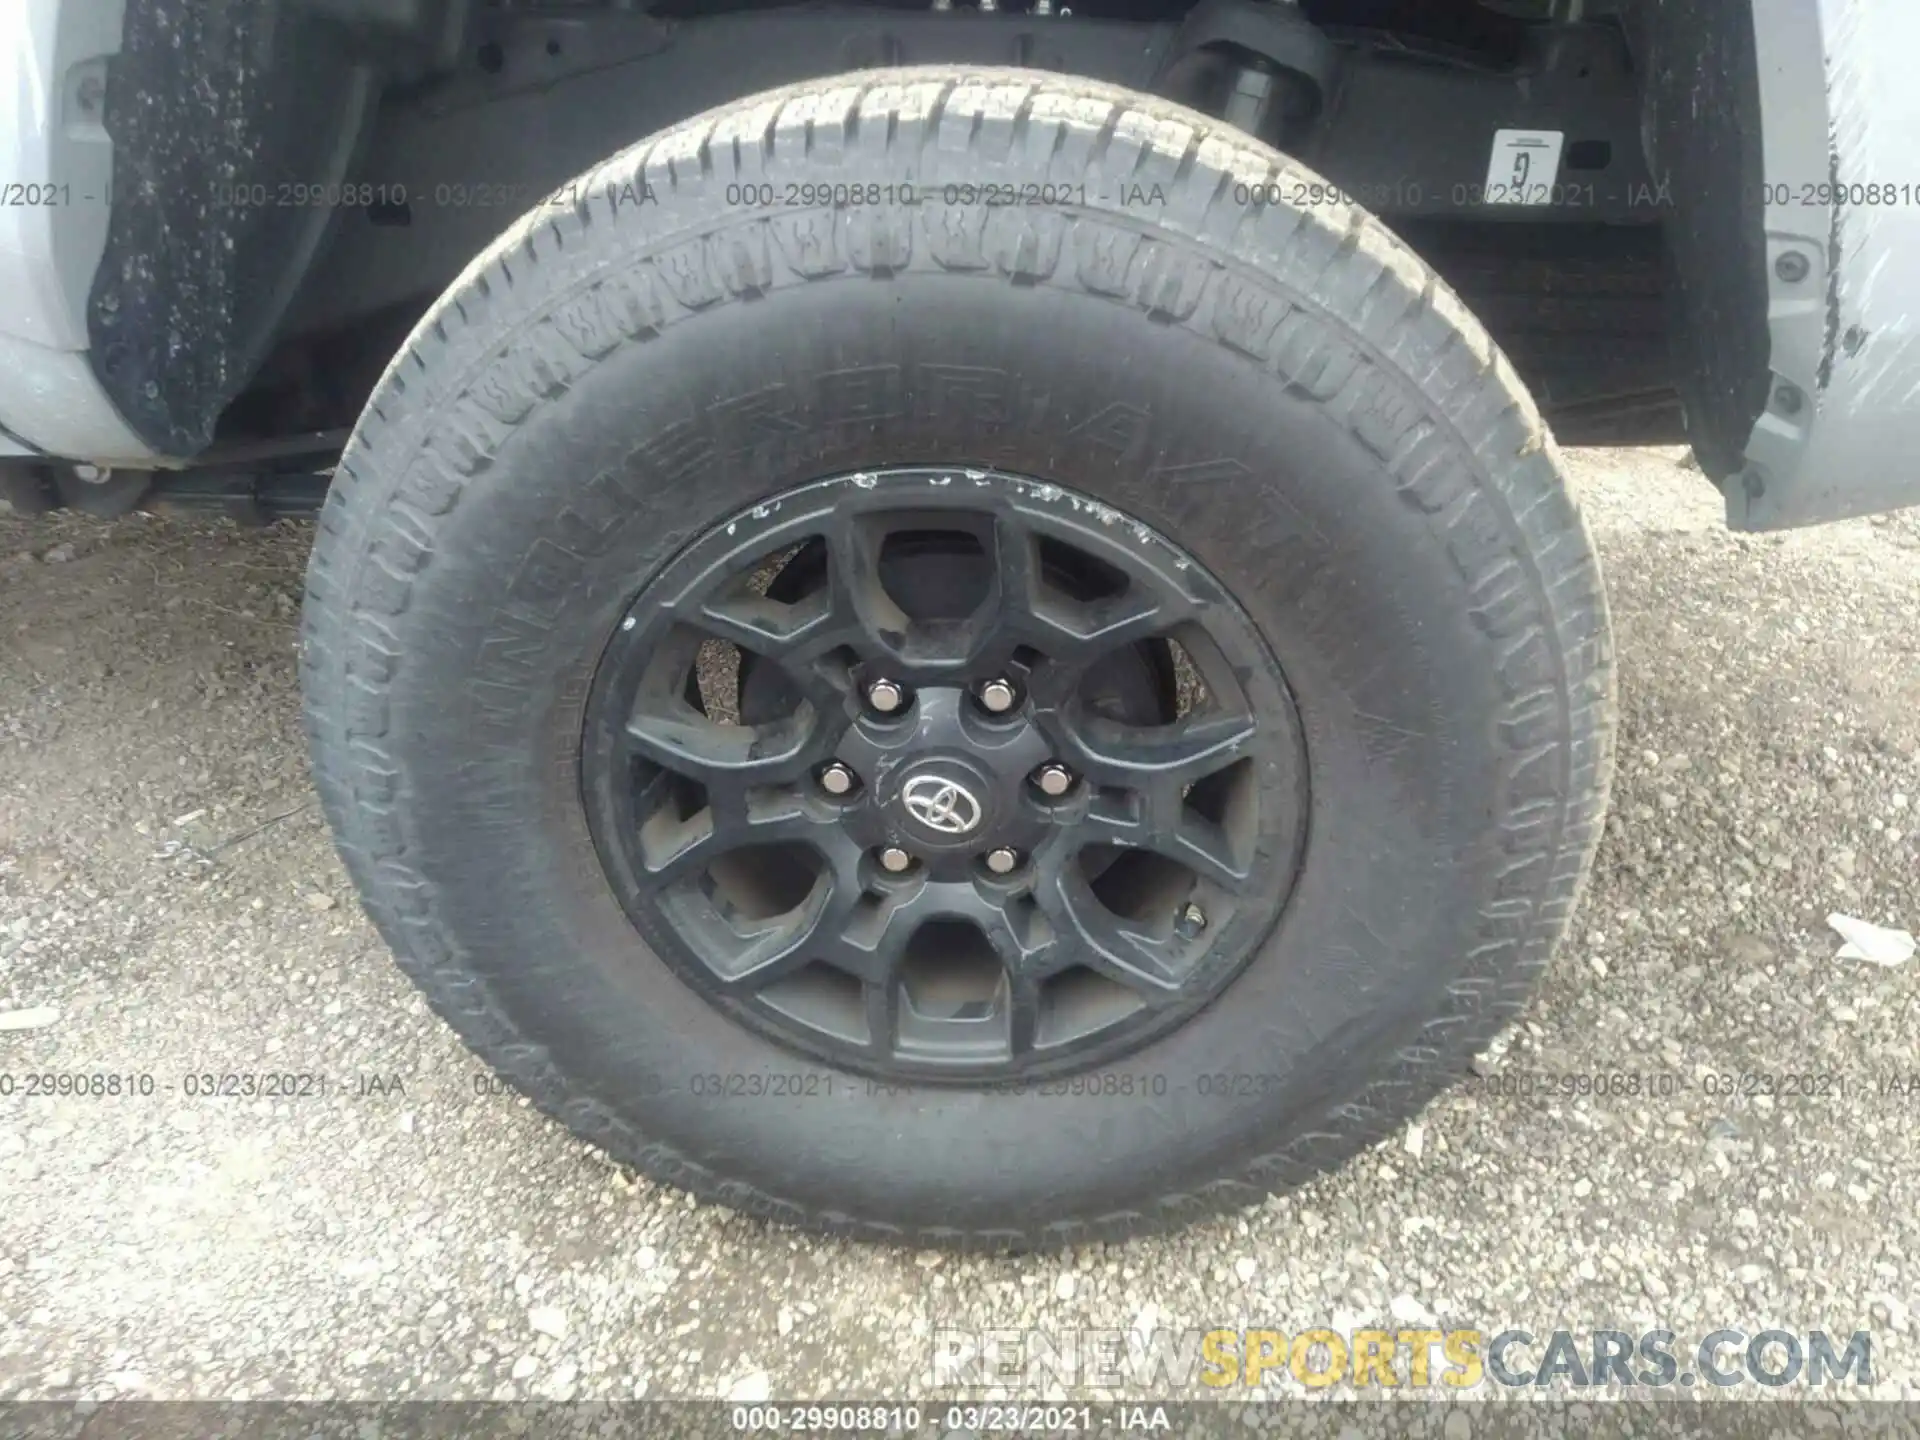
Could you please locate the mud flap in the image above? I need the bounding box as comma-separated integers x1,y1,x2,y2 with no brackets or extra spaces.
85,0,382,458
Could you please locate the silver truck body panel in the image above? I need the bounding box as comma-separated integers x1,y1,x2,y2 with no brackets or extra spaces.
1735,0,1920,528
0,0,157,464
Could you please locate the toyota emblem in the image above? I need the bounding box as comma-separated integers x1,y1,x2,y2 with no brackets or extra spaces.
901,775,983,836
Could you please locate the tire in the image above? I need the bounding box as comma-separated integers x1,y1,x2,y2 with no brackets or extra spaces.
301,67,1613,1246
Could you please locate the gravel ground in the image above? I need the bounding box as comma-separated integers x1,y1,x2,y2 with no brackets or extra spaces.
1,446,1917,1406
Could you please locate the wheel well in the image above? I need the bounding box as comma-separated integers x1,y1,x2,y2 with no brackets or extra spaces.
88,0,1761,501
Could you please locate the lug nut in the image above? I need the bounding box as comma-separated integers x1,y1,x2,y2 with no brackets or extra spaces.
878,846,913,874
984,847,1020,875
866,678,906,713
1177,902,1207,936
978,678,1017,714
1034,763,1075,797
818,762,856,796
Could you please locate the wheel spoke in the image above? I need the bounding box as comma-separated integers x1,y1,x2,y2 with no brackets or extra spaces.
819,889,916,988
987,511,1043,626
822,512,911,666
1004,974,1044,1059
1167,820,1249,889
996,510,1204,670
685,592,833,658
634,789,830,888
659,542,852,714
797,889,914,1059
1035,866,1187,999
711,872,837,991
1081,800,1250,892
1060,710,1257,789
863,976,902,1059
624,706,820,791
822,881,1054,1063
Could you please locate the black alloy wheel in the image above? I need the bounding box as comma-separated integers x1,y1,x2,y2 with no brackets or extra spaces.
582,468,1307,1081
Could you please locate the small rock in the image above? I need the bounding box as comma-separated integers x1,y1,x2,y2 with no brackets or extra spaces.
0,1007,60,1033
42,544,73,563
1871,1294,1911,1334
1403,1123,1425,1160
1054,1273,1077,1301
1468,1029,1515,1076
1723,933,1775,966
727,1371,771,1403
1233,1258,1257,1283
304,892,337,911
527,1305,568,1340
511,1355,538,1381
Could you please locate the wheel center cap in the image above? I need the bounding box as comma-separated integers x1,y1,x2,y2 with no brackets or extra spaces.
891,756,999,847
901,774,983,836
